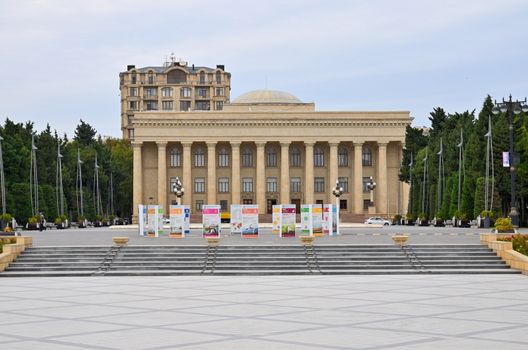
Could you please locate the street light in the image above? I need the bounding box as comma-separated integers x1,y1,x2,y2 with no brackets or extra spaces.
332,179,344,235
492,95,528,227
172,176,185,205
366,176,377,209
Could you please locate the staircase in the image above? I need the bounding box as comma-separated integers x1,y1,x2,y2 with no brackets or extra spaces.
0,244,519,277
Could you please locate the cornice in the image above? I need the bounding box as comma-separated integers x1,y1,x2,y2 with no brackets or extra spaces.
132,119,410,128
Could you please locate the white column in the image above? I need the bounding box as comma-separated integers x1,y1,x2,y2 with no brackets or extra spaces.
354,142,363,214
280,142,290,204
182,142,192,208
157,141,167,215
256,142,266,214
378,142,388,216
132,141,143,224
207,142,217,204
230,141,241,205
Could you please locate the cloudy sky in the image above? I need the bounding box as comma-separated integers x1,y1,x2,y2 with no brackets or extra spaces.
0,0,527,137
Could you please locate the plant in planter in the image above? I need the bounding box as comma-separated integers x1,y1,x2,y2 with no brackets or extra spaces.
27,216,38,230
0,213,12,231
495,217,514,233
433,213,445,227
454,210,470,228
54,217,63,229
418,213,429,226
94,215,103,227
405,214,416,226
392,214,402,225
60,215,69,228
77,215,86,228
479,210,494,228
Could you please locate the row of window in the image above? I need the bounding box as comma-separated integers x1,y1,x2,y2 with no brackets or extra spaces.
129,100,222,111
191,199,352,212
174,176,372,194
130,70,224,85
130,87,225,98
168,147,374,168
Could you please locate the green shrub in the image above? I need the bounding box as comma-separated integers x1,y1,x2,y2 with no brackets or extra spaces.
27,216,38,225
418,212,428,220
495,217,513,231
54,217,63,225
481,210,494,218
454,210,467,220
1,213,12,222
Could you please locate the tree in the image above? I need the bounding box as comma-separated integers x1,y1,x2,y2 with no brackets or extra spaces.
74,119,97,146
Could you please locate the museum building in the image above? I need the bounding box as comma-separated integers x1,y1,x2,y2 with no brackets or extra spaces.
119,60,411,222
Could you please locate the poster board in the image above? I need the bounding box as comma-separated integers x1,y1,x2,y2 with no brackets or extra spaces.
272,205,282,235
202,205,221,237
241,205,259,238
169,205,190,238
281,204,296,237
312,204,323,236
147,205,160,237
138,204,148,236
230,204,243,234
333,204,339,235
323,204,333,235
301,204,313,236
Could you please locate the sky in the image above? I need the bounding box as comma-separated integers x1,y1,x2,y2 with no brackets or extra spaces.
0,0,527,138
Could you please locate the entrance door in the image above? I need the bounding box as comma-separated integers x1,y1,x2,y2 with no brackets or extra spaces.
267,199,277,214
292,199,301,213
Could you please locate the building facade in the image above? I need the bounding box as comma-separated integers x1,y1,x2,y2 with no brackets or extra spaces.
121,62,411,222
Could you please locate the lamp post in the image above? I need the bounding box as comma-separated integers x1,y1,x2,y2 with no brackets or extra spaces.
172,176,185,206
492,95,528,227
331,179,343,235
366,176,377,209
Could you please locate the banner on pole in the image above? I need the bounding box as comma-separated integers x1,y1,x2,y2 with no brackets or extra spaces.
323,204,333,235
202,205,221,237
138,204,148,236
332,204,339,236
281,204,296,237
312,204,323,236
301,204,313,236
230,204,243,234
272,205,281,235
241,205,259,238
169,205,190,238
503,151,510,167
147,205,160,237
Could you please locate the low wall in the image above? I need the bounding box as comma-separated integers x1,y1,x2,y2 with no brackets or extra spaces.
480,233,528,275
0,236,32,272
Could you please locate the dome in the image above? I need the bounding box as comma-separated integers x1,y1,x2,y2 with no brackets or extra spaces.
232,89,303,104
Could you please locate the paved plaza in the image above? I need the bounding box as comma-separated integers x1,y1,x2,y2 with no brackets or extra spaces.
1,274,528,349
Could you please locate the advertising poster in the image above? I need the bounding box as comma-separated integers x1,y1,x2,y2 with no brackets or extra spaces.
230,204,243,234
202,205,221,237
281,204,296,237
170,205,190,238
272,205,281,235
503,151,510,167
241,205,259,238
147,205,159,237
312,204,323,236
157,206,164,235
301,204,313,236
323,204,333,235
332,204,339,236
138,204,148,236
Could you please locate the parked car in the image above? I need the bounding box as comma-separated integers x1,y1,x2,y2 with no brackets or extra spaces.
365,217,391,226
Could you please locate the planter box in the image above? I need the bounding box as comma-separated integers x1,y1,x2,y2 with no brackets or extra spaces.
419,220,429,226
406,220,415,226
433,219,445,227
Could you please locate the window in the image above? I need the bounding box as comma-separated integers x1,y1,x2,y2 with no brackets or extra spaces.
242,177,253,193
145,101,158,111
170,148,181,167
363,177,371,193
314,177,325,192
128,128,134,139
218,178,229,193
199,71,205,84
161,87,173,97
290,147,301,167
180,101,191,111
338,147,348,167
215,101,223,111
314,147,324,167
148,72,154,84
291,177,301,192
338,177,348,193
266,177,277,193
129,101,138,111
196,87,209,98
218,148,229,167
180,87,192,97
131,73,137,84
129,87,138,96
362,147,372,166
340,199,347,210
220,200,228,212
266,147,277,167
196,101,210,110
216,71,222,84
242,148,253,167
194,178,205,193
196,200,204,212
167,69,187,84
144,88,157,97
194,147,205,167
215,87,224,96
162,101,173,111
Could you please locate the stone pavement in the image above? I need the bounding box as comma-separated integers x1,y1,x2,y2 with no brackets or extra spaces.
1,274,528,349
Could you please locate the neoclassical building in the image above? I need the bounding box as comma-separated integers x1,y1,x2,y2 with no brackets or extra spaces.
120,62,411,222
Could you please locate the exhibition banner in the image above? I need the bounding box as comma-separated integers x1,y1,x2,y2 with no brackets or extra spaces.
202,205,221,237
230,204,243,234
301,204,313,236
147,205,160,237
272,205,281,235
241,205,259,238
332,204,339,236
312,204,323,236
138,204,148,236
323,204,333,235
281,204,296,237
169,205,190,238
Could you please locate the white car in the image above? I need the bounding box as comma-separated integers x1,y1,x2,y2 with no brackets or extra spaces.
365,217,391,226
